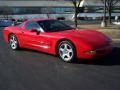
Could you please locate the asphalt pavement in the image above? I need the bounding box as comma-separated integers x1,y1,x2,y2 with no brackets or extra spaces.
0,28,120,90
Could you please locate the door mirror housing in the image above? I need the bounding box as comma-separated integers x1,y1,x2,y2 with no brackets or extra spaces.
30,29,40,35
30,29,38,32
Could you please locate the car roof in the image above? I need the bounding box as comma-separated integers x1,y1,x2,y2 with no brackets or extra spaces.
21,18,55,28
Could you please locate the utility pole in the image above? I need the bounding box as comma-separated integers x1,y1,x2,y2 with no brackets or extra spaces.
101,0,107,27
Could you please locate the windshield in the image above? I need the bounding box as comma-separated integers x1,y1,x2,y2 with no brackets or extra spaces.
37,20,73,32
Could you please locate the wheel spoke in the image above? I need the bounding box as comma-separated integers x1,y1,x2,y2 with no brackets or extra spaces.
66,53,70,58
62,54,67,59
64,44,68,49
12,42,15,45
63,54,71,61
14,40,17,44
12,36,15,41
67,48,73,53
61,53,72,61
9,35,18,49
10,39,13,42
59,48,64,52
11,43,15,47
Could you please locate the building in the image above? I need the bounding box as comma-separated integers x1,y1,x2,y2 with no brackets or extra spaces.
80,0,120,20
0,0,120,20
0,0,76,20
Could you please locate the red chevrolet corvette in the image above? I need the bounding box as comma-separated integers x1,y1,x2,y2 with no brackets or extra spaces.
3,19,112,62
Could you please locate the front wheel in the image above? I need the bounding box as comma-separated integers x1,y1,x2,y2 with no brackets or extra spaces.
57,41,76,63
9,34,19,50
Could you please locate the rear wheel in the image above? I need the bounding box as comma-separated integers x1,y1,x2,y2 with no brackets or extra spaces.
9,34,19,50
57,41,76,62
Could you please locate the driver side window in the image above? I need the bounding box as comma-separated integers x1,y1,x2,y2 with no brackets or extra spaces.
25,21,40,31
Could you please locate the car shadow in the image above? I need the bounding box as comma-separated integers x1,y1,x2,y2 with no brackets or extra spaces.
75,47,120,66
14,46,120,66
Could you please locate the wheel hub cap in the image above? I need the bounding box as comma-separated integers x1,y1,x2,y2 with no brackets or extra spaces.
10,35,17,49
59,43,73,61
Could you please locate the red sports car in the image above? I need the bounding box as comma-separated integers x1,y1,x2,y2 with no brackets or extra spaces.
3,19,112,62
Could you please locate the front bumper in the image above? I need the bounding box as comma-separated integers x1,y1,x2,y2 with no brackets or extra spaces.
77,45,113,59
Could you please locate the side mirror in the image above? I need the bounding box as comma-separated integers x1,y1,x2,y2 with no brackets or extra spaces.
30,29,38,32
30,29,40,35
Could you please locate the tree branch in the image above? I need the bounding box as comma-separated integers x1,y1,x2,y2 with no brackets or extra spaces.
112,0,120,6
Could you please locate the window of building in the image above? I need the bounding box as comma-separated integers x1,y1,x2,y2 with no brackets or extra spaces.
0,7,75,14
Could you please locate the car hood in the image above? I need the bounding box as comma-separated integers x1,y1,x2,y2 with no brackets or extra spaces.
57,29,110,49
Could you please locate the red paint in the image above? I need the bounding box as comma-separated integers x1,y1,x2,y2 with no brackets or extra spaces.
3,19,112,60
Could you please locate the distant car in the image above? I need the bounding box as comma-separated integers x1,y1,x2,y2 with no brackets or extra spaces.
0,20,14,27
3,19,112,62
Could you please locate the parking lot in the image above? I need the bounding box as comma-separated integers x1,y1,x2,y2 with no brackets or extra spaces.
0,27,120,90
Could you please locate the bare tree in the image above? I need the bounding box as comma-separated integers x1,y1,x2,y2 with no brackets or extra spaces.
70,0,83,27
42,7,52,19
54,0,83,27
101,0,120,24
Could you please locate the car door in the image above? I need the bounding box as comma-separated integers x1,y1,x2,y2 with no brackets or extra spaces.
21,21,42,50
21,21,52,52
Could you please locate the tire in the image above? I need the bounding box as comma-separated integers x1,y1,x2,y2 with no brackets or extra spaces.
57,41,76,63
9,34,19,50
